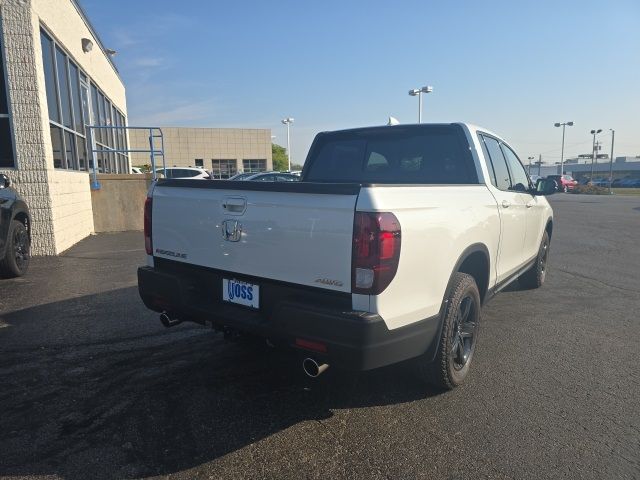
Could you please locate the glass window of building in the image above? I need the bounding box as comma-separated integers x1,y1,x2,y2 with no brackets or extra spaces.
0,36,14,167
39,29,129,173
211,159,237,179
242,159,267,174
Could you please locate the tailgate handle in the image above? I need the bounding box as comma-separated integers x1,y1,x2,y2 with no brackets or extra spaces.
222,196,247,215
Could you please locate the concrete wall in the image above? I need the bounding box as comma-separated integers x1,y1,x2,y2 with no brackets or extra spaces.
0,0,127,254
129,127,272,173
90,174,152,233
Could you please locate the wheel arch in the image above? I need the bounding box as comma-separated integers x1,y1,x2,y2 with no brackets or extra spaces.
12,205,31,239
545,218,553,241
423,243,491,362
451,243,491,305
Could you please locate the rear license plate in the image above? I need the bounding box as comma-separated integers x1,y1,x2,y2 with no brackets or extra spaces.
222,278,259,309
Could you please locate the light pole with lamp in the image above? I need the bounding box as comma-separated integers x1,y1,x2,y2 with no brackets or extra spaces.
408,86,433,123
608,129,615,194
527,156,534,175
554,121,573,175
281,117,294,171
590,129,602,183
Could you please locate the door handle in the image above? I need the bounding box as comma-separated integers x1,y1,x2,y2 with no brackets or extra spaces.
501,200,510,208
526,201,534,208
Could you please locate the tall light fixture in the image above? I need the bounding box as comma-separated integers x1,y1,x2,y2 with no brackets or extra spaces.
554,121,574,175
590,129,603,182
281,117,294,171
408,86,433,123
608,129,615,194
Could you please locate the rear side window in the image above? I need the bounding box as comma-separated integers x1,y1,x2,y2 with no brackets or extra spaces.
501,144,529,192
480,135,511,190
304,125,478,184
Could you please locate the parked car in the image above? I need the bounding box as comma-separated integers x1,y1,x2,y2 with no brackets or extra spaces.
619,178,640,188
228,172,256,181
547,174,578,192
0,174,31,277
245,172,300,182
155,167,211,179
592,178,609,187
138,123,555,390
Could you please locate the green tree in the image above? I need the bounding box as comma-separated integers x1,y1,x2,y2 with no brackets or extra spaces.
272,143,289,171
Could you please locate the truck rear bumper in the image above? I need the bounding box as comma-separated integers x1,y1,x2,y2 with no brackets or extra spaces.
138,263,440,371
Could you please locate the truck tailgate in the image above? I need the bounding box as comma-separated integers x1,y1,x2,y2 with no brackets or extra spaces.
151,181,360,293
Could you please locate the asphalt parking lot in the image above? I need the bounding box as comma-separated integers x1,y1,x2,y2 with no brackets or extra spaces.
1,194,639,480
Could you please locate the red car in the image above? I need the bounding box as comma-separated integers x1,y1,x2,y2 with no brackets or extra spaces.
547,174,578,192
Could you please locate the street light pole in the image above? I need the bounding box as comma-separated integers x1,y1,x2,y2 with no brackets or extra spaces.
527,156,534,175
590,129,602,183
408,86,433,123
609,129,615,194
554,121,573,175
281,117,294,171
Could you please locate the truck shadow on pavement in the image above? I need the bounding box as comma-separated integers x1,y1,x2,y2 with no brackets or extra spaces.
0,287,435,479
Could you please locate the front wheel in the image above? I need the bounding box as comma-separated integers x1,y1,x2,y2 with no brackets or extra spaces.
0,220,30,278
415,272,480,390
519,231,550,289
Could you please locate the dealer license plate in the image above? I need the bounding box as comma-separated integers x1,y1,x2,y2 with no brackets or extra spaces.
222,278,259,309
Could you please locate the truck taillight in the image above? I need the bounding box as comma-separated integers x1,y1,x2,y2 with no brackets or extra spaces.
352,212,401,295
144,197,152,255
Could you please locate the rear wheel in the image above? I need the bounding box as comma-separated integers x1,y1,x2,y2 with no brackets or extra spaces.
519,231,550,289
0,220,30,278
416,272,480,390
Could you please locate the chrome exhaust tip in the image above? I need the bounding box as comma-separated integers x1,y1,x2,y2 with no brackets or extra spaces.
159,312,181,328
302,358,329,378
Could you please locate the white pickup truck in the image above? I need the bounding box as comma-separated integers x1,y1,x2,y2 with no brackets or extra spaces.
138,123,555,389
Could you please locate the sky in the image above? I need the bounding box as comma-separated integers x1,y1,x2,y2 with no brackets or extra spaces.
81,0,640,166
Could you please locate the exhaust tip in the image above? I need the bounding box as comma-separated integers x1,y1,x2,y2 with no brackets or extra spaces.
160,312,181,328
302,358,329,378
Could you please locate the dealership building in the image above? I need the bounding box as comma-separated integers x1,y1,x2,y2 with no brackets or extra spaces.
0,0,273,256
129,127,272,179
0,0,129,255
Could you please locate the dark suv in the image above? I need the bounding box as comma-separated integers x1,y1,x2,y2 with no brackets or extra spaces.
0,173,31,277
547,174,578,193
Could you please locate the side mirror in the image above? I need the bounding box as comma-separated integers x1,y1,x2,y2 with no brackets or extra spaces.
533,178,556,196
0,173,10,189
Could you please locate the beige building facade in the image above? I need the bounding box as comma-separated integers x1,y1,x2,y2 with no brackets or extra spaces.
129,127,272,179
0,0,129,254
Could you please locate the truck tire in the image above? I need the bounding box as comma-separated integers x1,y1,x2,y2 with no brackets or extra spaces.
416,272,480,390
518,231,549,289
0,220,30,278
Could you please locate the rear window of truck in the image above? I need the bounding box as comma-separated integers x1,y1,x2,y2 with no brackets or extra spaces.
303,124,478,184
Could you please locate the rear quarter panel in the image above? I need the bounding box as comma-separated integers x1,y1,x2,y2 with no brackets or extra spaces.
357,185,500,329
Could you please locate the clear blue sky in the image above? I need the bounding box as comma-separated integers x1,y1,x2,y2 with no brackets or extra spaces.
82,0,640,166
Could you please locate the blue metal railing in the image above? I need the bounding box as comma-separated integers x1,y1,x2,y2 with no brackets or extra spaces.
85,125,165,190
